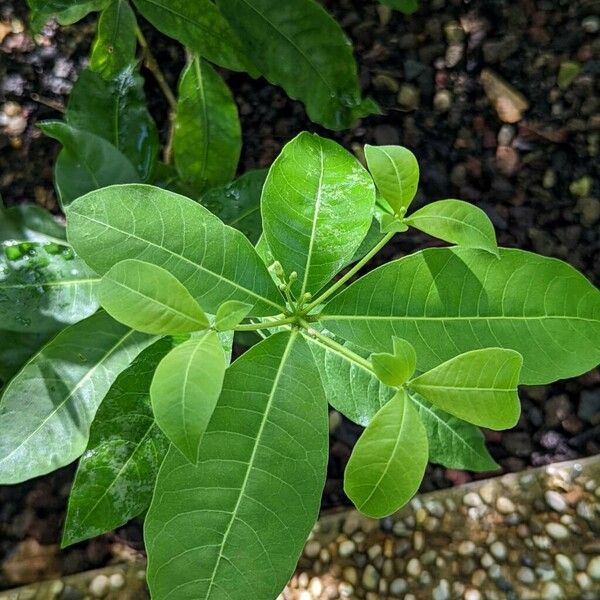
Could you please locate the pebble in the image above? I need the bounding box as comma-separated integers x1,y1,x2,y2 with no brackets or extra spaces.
541,582,564,599
304,540,320,558
342,566,357,586
390,578,408,596
406,558,422,577
517,566,536,584
338,540,355,558
338,582,354,597
89,575,109,598
586,556,600,580
433,579,450,600
481,552,495,568
463,492,483,507
362,565,379,590
576,501,595,521
576,572,592,590
458,541,476,556
489,541,507,561
582,16,599,34
545,522,570,540
496,497,516,514
464,590,482,600
554,554,573,581
433,90,452,113
544,491,567,512
497,125,515,146
398,84,420,111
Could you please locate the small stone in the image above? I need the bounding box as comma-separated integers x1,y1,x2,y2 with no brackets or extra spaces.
338,582,354,597
390,578,408,596
372,74,399,93
463,492,483,507
541,582,564,599
343,566,357,586
338,540,356,558
545,523,569,540
517,566,535,584
576,572,592,590
587,556,600,580
543,169,557,189
362,565,379,591
545,491,567,513
342,513,360,535
569,176,592,198
479,482,496,505
480,68,529,123
444,20,464,43
433,579,450,600
489,541,507,561
497,124,515,146
458,541,476,556
576,197,600,227
555,554,573,581
495,146,519,177
433,90,452,113
304,540,320,558
398,84,420,111
464,590,482,600
109,573,125,590
329,411,342,432
576,502,595,521
582,16,600,34
392,521,410,536
481,553,494,568
413,531,424,551
496,497,516,514
406,558,422,577
89,575,110,598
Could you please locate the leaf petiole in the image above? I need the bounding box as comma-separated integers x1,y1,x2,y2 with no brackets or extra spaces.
232,315,297,332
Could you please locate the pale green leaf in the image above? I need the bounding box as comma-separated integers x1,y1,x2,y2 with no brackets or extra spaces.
344,389,428,518
322,247,600,385
145,331,327,599
262,132,376,295
0,205,66,244
99,259,209,334
371,337,416,387
215,300,252,331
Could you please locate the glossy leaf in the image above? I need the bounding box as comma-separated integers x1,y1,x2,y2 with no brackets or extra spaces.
411,393,498,472
90,0,137,79
405,199,498,256
67,184,284,316
131,0,253,72
62,339,171,547
371,337,416,387
28,0,110,31
145,332,327,599
408,348,522,430
174,57,241,194
216,0,377,130
0,205,66,244
0,311,154,484
262,133,376,295
379,0,419,14
39,122,140,208
0,241,98,333
344,389,428,518
66,67,159,180
322,247,600,385
0,330,52,390
364,144,419,215
215,300,252,331
99,259,209,335
151,332,226,462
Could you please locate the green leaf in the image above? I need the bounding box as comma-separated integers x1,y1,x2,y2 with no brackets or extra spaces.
99,259,209,334
0,311,155,484
405,199,499,256
410,393,498,472
0,205,66,244
131,0,253,72
0,330,53,390
39,122,140,208
262,132,375,295
62,339,171,547
66,67,159,180
0,241,99,333
215,300,252,331
174,57,241,194
322,247,600,385
90,0,137,79
145,331,328,599
27,0,110,31
379,0,419,14
364,144,419,215
202,169,267,244
216,0,376,130
371,337,416,387
344,389,428,518
150,332,226,463
408,348,522,430
67,184,284,316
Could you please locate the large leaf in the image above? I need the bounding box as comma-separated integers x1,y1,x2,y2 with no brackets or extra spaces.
216,0,377,130
62,339,171,547
344,389,428,518
0,241,98,333
0,330,53,390
131,0,253,72
67,184,284,316
174,57,241,194
27,0,110,31
262,133,375,295
322,247,600,385
66,67,159,180
39,122,140,208
145,331,327,600
0,205,66,244
99,259,209,334
90,0,138,79
150,332,226,462
405,199,498,256
410,393,498,472
202,169,267,244
0,311,154,484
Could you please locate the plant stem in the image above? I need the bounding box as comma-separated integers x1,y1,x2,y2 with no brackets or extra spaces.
233,316,297,332
304,231,395,312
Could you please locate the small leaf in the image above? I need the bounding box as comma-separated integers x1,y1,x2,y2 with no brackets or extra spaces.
344,389,428,518
371,337,416,387
405,199,499,256
380,213,408,233
174,57,241,194
150,332,226,463
379,0,419,14
215,300,252,331
0,205,66,244
408,348,523,430
365,144,419,215
99,259,208,335
28,0,110,32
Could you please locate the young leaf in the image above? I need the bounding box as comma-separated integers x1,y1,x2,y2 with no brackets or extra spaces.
99,259,209,335
407,348,522,430
67,184,284,316
216,0,377,130
145,332,328,599
150,332,226,463
62,339,171,547
404,199,499,256
0,205,66,244
28,0,110,32
66,67,159,180
0,241,98,333
39,122,140,208
215,300,252,331
364,145,419,215
322,247,600,385
410,393,498,472
0,311,155,484
174,57,241,194
90,0,137,79
371,337,416,387
344,389,428,518
131,0,253,72
262,132,376,295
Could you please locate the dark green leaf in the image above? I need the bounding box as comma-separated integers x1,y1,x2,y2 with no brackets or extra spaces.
379,0,419,14
0,205,66,244
28,0,110,32
0,330,53,390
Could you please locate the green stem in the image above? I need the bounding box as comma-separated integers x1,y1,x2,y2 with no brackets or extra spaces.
233,316,296,332
304,231,395,313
